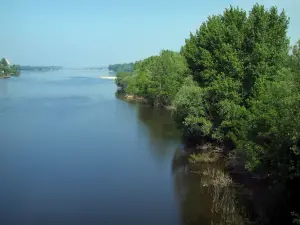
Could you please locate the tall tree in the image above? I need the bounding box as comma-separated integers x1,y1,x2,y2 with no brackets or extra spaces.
178,5,289,141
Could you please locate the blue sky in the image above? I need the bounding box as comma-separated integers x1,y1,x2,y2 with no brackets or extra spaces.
1,0,299,67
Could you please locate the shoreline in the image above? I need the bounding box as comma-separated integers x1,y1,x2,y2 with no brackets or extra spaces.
0,75,11,79
117,90,294,224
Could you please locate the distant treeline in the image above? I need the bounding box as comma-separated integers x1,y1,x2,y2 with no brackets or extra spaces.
0,58,19,77
19,66,63,71
80,67,105,70
108,63,133,72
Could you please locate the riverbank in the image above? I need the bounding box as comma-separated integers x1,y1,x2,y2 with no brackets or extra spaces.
118,89,297,224
113,4,300,223
123,94,147,103
0,74,11,79
117,89,176,110
173,139,300,225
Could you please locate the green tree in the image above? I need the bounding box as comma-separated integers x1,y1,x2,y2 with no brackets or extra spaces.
119,50,189,107
0,58,19,76
178,5,289,142
108,63,134,72
0,58,9,66
291,40,300,72
236,69,300,180
172,76,212,137
115,72,133,89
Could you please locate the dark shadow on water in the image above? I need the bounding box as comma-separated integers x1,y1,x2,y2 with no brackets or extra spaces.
172,148,300,225
116,90,274,225
136,105,181,139
171,149,252,225
115,91,182,162
115,90,181,140
115,91,250,224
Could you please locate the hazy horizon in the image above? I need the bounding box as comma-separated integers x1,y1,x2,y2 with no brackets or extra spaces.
1,0,300,67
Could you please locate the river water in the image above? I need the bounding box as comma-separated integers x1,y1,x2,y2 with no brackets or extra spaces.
0,70,244,225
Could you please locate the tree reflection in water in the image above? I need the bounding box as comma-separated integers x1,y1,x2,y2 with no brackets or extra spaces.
171,149,250,225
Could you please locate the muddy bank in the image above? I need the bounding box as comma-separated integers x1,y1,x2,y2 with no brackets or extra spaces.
123,94,148,103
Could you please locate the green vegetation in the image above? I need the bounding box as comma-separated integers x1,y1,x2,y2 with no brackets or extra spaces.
117,4,299,181
116,50,188,107
115,71,133,89
108,63,133,72
202,168,233,187
116,4,300,221
189,152,221,164
174,4,299,182
19,66,62,71
205,170,247,225
0,58,19,77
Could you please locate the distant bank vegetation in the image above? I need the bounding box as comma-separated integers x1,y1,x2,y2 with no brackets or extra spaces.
108,63,134,73
19,66,62,71
0,58,19,77
0,59,63,77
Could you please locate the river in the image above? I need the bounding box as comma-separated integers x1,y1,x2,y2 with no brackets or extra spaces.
0,70,245,225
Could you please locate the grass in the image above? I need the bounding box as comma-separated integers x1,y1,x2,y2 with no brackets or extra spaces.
189,151,221,164
200,168,247,224
202,168,233,187
188,152,249,224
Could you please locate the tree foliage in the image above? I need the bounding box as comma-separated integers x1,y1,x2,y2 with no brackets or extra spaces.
115,4,300,182
179,5,289,141
117,50,189,107
115,72,133,89
0,58,19,76
175,5,300,181
237,69,300,179
108,63,134,72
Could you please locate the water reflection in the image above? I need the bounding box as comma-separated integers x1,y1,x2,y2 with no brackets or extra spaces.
115,92,248,225
137,105,180,139
171,150,248,225
116,94,183,163
0,79,8,97
115,92,180,141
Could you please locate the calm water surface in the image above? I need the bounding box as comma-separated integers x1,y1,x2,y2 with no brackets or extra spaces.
0,70,240,225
